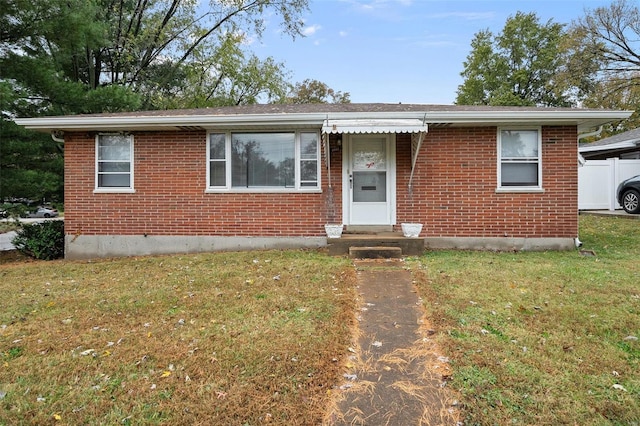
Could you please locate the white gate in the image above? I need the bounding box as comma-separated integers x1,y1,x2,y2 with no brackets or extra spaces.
578,158,640,210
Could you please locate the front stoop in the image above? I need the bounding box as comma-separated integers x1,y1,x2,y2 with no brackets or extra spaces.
327,232,425,257
349,246,402,259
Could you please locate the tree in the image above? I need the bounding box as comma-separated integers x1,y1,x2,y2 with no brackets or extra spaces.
456,12,571,107
0,0,310,202
0,80,64,203
284,79,351,104
564,0,640,131
1,0,309,112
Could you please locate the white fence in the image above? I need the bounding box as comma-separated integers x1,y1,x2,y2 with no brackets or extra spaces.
578,158,640,210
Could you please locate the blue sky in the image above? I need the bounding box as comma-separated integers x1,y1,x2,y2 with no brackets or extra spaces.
253,0,613,104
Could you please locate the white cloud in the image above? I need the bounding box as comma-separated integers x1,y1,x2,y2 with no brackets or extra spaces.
427,12,496,21
302,24,322,36
340,0,413,13
339,31,348,37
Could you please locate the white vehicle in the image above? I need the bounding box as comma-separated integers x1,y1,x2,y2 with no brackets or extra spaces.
27,207,59,218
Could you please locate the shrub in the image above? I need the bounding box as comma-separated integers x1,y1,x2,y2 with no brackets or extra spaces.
1,203,28,219
12,220,64,260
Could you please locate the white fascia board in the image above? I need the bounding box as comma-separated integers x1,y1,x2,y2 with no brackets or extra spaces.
13,113,329,132
579,139,640,152
13,109,632,133
425,110,633,128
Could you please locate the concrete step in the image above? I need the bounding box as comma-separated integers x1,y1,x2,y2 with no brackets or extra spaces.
349,246,403,259
327,233,425,256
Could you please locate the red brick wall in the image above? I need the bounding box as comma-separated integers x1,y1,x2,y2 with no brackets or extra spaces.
64,126,577,239
64,131,333,236
395,126,578,238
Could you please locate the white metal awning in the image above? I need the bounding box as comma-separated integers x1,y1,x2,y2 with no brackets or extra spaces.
322,118,428,134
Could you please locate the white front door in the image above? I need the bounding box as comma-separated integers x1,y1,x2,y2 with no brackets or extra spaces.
343,134,395,225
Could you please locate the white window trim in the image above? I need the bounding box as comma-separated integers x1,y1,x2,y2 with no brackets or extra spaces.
94,133,135,194
496,127,543,193
205,130,322,193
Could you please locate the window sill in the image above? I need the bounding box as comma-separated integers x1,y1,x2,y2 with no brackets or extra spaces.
205,188,322,194
495,187,545,194
93,188,136,194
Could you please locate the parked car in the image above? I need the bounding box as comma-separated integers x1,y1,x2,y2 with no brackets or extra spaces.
617,175,640,214
27,207,59,218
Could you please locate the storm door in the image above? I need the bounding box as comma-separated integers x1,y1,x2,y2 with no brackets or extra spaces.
344,135,395,225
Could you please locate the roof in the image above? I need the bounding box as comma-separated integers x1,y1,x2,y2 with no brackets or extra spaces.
14,103,632,134
579,127,640,153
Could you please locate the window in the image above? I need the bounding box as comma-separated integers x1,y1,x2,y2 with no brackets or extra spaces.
96,134,134,191
498,129,541,189
207,131,320,191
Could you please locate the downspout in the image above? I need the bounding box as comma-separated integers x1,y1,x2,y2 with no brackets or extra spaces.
51,130,64,143
578,125,603,141
577,127,603,168
408,114,428,192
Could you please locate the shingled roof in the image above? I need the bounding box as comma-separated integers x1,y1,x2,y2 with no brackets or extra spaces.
14,103,632,134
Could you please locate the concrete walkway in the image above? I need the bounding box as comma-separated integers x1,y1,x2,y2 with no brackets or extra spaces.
579,209,640,219
327,259,459,425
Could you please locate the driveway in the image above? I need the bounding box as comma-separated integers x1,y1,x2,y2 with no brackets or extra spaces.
0,231,17,251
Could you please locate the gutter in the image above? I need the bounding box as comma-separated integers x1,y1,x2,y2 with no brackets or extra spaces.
14,109,634,133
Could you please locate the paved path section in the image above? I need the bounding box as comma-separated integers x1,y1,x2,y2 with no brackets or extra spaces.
327,259,459,425
0,231,17,251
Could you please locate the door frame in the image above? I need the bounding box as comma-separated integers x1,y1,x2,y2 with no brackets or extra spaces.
342,133,397,226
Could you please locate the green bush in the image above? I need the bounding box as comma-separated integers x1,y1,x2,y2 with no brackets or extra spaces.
12,220,64,260
1,203,28,219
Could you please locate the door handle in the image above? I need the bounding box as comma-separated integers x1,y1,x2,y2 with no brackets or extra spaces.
349,174,353,189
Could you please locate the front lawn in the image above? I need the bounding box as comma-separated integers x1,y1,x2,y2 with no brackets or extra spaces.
411,215,640,425
0,250,356,424
2,215,638,425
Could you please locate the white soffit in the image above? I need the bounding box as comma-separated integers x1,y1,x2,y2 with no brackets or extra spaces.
322,118,428,134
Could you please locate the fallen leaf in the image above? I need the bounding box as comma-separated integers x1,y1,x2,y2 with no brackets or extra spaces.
160,371,171,378
612,384,627,392
53,413,62,421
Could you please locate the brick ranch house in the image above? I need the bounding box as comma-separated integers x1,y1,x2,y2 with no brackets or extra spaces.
15,103,630,259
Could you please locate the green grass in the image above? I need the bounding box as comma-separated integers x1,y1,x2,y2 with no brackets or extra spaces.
409,215,640,425
0,250,356,425
0,221,20,234
2,215,639,424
